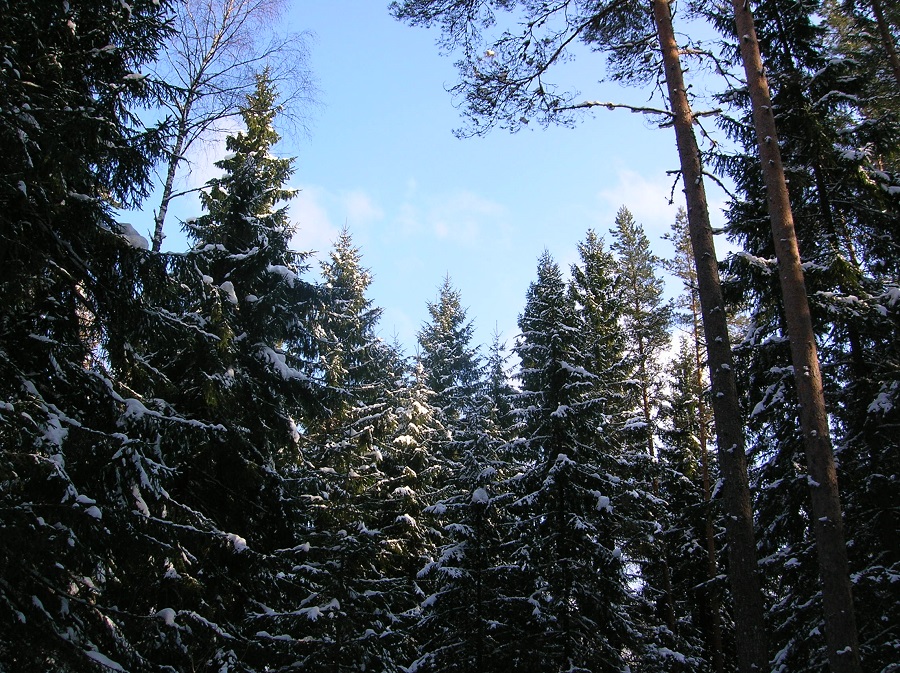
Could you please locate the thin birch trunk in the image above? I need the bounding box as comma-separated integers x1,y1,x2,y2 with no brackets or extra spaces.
151,126,186,252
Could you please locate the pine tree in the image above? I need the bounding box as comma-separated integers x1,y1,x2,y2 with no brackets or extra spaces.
610,206,673,458
708,0,900,667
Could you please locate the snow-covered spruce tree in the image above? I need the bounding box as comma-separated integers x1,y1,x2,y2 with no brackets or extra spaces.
660,207,729,672
658,337,732,673
409,420,515,673
410,330,518,673
500,250,662,673
484,329,518,434
131,71,327,670
390,3,771,667
370,361,449,670
412,277,515,671
707,0,899,668
270,230,424,673
570,232,699,671
0,2,199,670
417,275,483,426
272,350,448,672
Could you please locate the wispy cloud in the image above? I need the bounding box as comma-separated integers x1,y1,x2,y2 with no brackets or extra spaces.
289,184,341,254
343,189,385,228
392,188,510,247
596,168,680,237
288,184,389,255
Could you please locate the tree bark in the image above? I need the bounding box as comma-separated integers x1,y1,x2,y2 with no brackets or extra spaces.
729,3,862,672
151,107,191,252
651,2,770,671
870,0,900,89
692,293,726,673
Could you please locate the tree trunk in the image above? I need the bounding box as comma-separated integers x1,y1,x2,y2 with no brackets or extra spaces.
870,0,900,88
638,333,678,634
729,3,862,672
151,124,187,253
650,2,770,671
692,297,726,673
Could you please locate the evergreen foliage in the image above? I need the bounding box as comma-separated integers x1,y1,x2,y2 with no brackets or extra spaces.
0,2,185,670
708,0,900,668
3,1,898,670
505,250,659,672
417,276,483,423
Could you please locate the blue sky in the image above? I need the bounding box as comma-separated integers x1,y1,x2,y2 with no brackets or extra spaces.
138,1,732,355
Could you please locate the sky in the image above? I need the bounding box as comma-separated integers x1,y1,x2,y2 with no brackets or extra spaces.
134,1,734,356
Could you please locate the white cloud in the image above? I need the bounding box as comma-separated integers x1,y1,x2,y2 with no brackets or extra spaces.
595,167,733,259
289,184,341,254
428,191,506,244
182,122,246,192
287,184,393,256
392,188,509,246
596,168,680,237
343,190,384,227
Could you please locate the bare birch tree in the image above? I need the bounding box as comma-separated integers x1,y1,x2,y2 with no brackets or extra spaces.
150,0,316,251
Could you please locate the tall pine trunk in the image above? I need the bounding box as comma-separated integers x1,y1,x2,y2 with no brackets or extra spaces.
691,293,726,673
650,2,769,670
729,2,862,672
870,0,900,88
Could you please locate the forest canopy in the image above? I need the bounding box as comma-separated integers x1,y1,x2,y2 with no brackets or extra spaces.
0,1,897,672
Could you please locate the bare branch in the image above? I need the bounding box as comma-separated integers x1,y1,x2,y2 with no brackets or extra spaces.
702,170,738,201
556,100,674,117
148,0,318,251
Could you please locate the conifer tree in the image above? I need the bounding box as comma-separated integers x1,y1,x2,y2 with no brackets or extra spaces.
662,208,728,672
659,337,732,672
411,325,515,673
283,231,421,673
0,2,191,670
484,329,517,433
610,206,672,458
417,275,483,423
607,206,681,638
502,250,657,672
389,4,772,667
133,70,326,670
410,383,514,673
708,0,900,668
